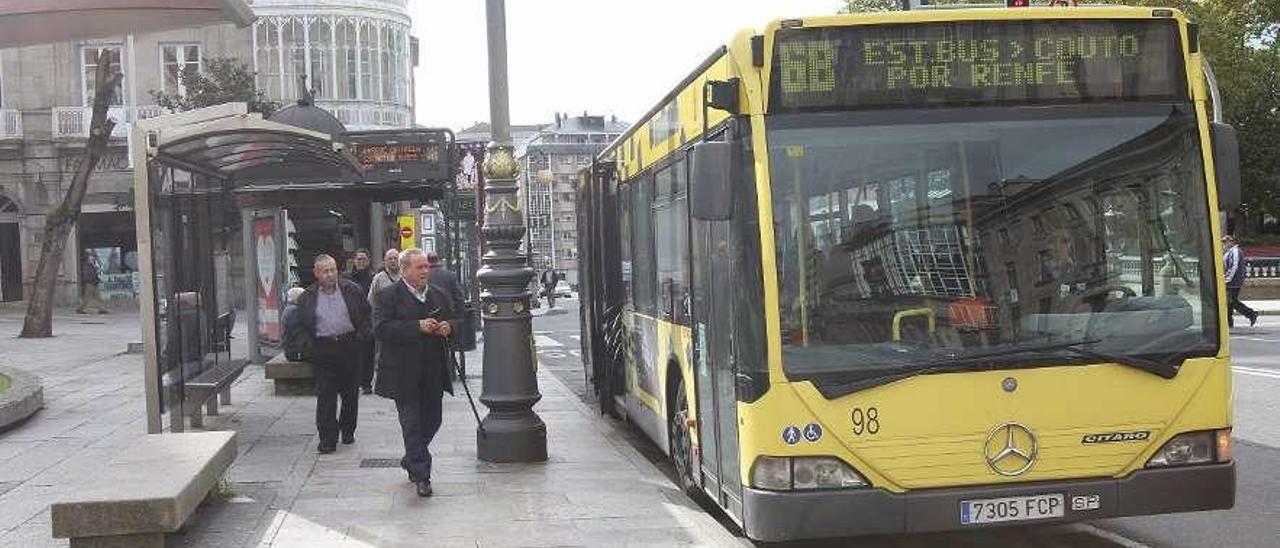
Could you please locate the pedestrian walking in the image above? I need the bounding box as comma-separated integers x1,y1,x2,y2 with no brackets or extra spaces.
426,251,464,317
291,254,372,454
281,287,307,361
1223,235,1258,328
373,248,458,497
76,250,108,314
541,269,558,308
368,248,402,305
426,251,465,383
347,249,376,394
366,248,402,392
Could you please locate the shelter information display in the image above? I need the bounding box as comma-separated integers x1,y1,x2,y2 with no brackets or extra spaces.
771,19,1185,111
347,129,452,183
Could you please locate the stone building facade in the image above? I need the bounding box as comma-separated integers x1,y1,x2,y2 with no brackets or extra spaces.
520,113,627,287
0,0,416,306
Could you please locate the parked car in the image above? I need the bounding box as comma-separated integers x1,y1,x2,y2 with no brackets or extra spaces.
554,280,574,298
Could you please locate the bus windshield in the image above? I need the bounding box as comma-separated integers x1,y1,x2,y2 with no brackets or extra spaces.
766,103,1219,388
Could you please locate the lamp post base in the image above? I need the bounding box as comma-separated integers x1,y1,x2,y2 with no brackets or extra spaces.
478,414,547,463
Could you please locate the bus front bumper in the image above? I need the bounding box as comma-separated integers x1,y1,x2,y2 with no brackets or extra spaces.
741,462,1235,542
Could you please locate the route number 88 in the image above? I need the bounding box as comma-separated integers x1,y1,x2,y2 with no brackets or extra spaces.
851,407,880,436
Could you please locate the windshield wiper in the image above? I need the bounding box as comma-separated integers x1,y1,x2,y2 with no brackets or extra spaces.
803,340,1181,398
1054,343,1180,379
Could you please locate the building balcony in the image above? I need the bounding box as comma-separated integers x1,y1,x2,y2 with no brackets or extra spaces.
0,109,21,140
316,101,411,130
50,105,167,140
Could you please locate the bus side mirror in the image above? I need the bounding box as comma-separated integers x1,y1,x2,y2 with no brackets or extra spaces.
1211,122,1241,211
690,140,736,221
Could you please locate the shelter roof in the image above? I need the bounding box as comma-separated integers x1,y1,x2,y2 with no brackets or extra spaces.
0,0,253,49
144,105,358,187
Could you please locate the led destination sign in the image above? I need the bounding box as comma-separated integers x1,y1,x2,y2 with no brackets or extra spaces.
345,129,452,183
771,20,1185,111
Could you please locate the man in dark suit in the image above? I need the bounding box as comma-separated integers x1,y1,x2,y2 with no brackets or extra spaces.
425,251,465,313
373,248,458,497
291,254,372,454
347,249,377,394
425,251,466,381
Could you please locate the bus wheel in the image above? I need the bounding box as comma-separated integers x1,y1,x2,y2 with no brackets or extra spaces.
669,379,698,497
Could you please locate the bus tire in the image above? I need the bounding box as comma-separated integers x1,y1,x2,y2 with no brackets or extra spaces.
669,376,699,498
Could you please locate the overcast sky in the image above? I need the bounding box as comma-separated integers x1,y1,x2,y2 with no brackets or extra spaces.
409,1,841,131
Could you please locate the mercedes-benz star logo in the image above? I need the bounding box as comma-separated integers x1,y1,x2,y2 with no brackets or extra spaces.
984,423,1038,476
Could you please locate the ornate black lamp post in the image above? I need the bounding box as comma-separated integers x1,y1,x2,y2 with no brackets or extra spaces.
476,0,547,463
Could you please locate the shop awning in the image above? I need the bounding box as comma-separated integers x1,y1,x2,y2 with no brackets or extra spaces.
0,0,254,49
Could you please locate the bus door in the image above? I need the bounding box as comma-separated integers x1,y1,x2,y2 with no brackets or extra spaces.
689,158,744,517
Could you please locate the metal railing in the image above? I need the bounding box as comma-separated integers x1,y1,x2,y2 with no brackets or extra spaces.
50,105,169,139
0,109,20,139
316,101,411,129
1247,257,1280,279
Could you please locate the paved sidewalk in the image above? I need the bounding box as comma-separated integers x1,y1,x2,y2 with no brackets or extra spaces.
1243,300,1280,316
0,308,743,547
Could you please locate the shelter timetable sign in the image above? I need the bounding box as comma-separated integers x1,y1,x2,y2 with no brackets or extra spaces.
770,19,1186,111
346,129,453,183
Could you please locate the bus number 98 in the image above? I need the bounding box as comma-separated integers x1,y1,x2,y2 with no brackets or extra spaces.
851,407,880,436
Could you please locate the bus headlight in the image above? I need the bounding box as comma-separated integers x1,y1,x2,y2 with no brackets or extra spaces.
1146,430,1229,467
750,456,868,491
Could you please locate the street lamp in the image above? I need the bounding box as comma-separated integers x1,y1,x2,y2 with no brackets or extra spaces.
476,0,547,463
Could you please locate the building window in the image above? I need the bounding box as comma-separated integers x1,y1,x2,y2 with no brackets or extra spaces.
281,18,306,100
380,25,392,101
255,22,281,100
81,45,123,106
160,44,201,97
359,21,374,100
338,19,358,100
308,18,332,98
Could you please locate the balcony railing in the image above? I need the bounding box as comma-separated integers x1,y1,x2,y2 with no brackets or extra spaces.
50,105,168,139
316,101,412,129
0,109,20,140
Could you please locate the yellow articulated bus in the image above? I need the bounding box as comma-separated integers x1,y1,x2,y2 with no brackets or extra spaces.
576,4,1238,542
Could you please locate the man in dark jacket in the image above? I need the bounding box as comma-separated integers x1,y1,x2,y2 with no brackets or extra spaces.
291,254,372,454
1223,235,1258,327
347,249,376,394
374,248,458,497
425,251,464,314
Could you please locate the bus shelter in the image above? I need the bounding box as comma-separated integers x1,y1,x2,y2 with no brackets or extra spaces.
130,103,456,433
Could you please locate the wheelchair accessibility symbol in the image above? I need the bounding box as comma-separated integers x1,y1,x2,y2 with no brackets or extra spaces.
803,423,823,443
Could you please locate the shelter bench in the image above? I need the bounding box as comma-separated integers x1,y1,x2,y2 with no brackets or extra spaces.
264,353,315,396
183,358,248,428
50,431,237,548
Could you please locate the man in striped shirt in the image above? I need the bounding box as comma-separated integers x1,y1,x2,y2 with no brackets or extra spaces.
1223,235,1258,328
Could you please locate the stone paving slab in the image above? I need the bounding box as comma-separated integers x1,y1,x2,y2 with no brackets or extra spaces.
170,342,744,547
0,308,746,547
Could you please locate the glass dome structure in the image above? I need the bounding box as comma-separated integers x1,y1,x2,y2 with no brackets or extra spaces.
250,0,412,129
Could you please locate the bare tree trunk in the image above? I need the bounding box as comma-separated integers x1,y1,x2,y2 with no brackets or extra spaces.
19,60,122,338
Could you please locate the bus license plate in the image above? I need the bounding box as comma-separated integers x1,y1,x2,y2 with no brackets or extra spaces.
960,494,1064,525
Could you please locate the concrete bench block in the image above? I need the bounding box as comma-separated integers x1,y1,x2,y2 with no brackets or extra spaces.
0,367,44,432
264,355,314,379
51,431,237,546
265,354,315,395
